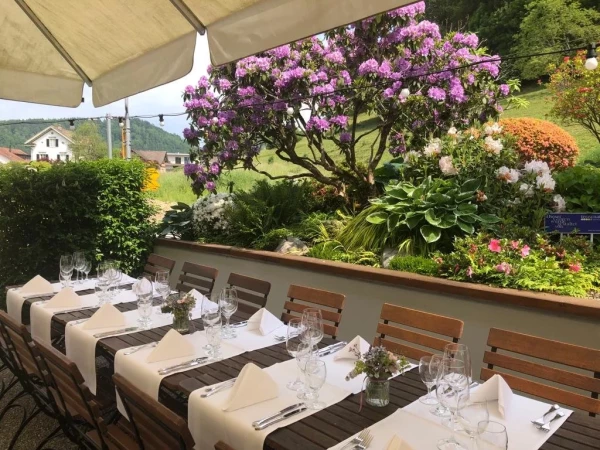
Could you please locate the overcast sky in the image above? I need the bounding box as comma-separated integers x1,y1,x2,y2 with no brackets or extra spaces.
0,35,211,137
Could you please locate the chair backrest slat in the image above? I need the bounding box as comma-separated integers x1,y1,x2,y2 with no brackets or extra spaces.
376,304,464,362
0,311,44,378
143,253,176,279
215,441,236,450
113,373,195,450
282,285,345,339
481,328,600,416
227,273,271,315
176,262,218,297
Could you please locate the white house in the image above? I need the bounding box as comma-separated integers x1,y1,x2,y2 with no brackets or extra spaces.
24,126,73,162
166,152,190,165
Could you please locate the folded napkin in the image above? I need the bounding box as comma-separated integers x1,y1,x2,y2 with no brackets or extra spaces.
189,289,217,313
82,303,126,330
470,374,513,418
20,275,54,296
146,329,195,363
44,287,80,308
386,435,414,450
247,308,284,335
334,335,370,361
223,363,278,412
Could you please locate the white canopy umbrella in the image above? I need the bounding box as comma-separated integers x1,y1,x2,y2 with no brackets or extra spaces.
0,0,412,108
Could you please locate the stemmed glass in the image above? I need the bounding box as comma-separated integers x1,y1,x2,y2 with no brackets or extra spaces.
304,360,327,410
133,277,153,329
96,262,110,304
82,258,92,282
476,421,508,449
419,355,440,405
301,308,324,350
219,287,238,338
285,318,307,391
73,251,85,284
444,343,472,385
457,399,489,447
296,342,315,400
154,271,171,315
436,357,470,450
59,254,74,288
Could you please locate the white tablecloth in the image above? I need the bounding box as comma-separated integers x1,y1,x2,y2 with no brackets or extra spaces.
403,388,573,450
114,329,246,417
224,324,289,352
188,360,352,450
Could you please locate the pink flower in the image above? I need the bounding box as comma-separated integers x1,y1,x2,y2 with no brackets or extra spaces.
488,239,502,253
466,266,473,278
511,241,519,250
568,263,581,272
521,245,530,257
495,262,512,275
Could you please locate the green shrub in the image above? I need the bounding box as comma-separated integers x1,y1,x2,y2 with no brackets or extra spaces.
388,255,439,276
554,165,600,212
253,228,290,251
0,160,155,308
308,241,380,267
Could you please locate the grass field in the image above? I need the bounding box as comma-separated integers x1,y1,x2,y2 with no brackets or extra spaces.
150,87,600,205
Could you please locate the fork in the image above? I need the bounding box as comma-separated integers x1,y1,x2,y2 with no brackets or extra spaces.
340,429,370,450
532,404,561,427
123,342,158,355
539,411,565,432
355,433,374,449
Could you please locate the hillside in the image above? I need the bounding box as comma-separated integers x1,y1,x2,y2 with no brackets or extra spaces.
0,118,190,153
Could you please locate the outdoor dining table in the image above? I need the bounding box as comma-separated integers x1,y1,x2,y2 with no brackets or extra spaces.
14,290,600,450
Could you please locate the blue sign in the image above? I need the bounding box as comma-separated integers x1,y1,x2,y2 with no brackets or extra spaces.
544,213,600,234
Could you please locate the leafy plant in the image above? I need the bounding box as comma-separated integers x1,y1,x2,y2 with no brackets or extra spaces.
554,165,600,212
388,255,439,276
160,202,194,240
365,177,500,252
308,241,380,267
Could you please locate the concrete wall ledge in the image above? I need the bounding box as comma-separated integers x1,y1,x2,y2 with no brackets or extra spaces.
157,238,600,320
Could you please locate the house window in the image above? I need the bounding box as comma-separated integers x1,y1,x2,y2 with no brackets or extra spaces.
37,153,49,161
184,157,190,164
175,157,182,164
56,154,61,161
47,138,58,148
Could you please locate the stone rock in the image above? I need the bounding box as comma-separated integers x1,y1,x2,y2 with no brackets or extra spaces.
275,237,309,256
382,246,399,268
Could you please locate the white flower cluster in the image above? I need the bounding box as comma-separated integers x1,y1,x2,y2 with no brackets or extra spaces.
553,194,566,212
484,136,503,155
403,151,421,165
439,156,458,175
423,138,442,157
516,159,557,196
496,166,520,183
192,193,234,235
484,123,503,135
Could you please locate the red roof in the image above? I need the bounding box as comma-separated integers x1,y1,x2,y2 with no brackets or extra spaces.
0,147,27,162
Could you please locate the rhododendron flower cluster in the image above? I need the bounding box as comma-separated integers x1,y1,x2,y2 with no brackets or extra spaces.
181,2,509,197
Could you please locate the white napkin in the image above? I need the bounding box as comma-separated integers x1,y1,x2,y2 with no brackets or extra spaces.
385,435,414,450
146,329,195,363
334,335,370,361
468,374,513,418
223,363,278,412
20,275,54,296
189,289,217,314
44,288,80,308
247,308,284,335
82,303,126,330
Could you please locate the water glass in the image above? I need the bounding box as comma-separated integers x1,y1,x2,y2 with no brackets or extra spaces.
457,399,489,443
219,287,238,338
436,358,469,450
95,279,110,305
476,421,508,449
206,322,222,359
419,355,440,405
59,270,72,289
285,318,306,390
304,359,327,410
137,298,153,329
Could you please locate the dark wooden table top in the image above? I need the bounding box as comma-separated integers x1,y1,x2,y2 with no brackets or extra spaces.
16,291,600,450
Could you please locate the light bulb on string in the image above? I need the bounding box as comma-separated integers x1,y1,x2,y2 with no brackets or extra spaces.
118,117,124,128
585,43,598,71
159,114,165,127
69,120,75,130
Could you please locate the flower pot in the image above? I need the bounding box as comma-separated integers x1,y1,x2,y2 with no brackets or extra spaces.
365,378,390,407
172,312,191,334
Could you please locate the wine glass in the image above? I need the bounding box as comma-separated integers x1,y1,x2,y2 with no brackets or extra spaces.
419,355,440,405
476,421,508,450
304,360,327,410
73,251,85,284
457,399,489,446
154,271,171,315
59,270,72,289
219,287,238,339
60,254,74,286
82,258,92,282
301,308,324,350
95,279,110,306
296,342,315,400
444,343,472,385
133,277,153,329
436,358,469,450
285,318,306,390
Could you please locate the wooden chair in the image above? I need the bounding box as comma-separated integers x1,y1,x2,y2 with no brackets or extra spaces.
375,304,464,362
175,262,218,297
481,328,600,417
34,339,136,450
281,285,346,339
143,253,176,279
112,373,195,450
215,441,236,450
227,273,271,315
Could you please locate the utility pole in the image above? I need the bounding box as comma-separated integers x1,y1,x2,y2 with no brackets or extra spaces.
106,114,113,159
124,98,131,160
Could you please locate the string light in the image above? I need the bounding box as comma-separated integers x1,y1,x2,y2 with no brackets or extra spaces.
585,43,598,71
69,119,75,130
158,114,165,127
118,117,124,128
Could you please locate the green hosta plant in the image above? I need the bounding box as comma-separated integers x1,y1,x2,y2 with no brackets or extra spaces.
365,177,500,252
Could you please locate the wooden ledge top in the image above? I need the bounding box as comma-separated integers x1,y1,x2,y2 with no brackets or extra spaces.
156,238,600,320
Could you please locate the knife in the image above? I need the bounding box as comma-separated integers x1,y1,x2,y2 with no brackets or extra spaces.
93,327,139,339
200,380,236,398
231,321,248,328
317,341,347,357
252,403,305,427
158,357,211,375
254,404,308,430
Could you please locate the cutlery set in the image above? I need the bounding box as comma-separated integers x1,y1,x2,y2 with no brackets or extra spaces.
123,342,158,355
340,429,373,450
93,327,139,339
158,356,211,376
252,403,308,431
531,403,565,432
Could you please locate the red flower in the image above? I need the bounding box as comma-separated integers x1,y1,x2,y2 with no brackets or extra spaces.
568,263,581,272
488,239,502,253
521,245,530,257
511,241,519,250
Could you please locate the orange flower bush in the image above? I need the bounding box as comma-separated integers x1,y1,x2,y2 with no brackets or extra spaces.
499,118,579,170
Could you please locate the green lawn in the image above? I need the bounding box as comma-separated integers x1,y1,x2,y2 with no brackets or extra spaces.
502,86,600,163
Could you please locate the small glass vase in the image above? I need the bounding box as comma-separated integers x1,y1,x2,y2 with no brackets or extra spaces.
172,312,191,334
365,378,390,407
